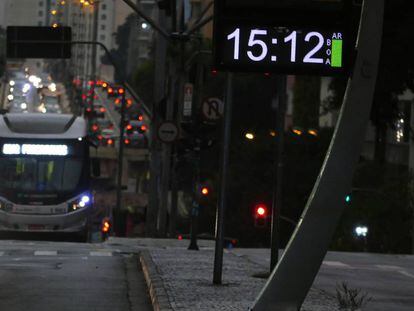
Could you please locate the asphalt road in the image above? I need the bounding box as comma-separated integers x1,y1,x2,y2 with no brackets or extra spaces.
0,239,152,311
231,248,414,311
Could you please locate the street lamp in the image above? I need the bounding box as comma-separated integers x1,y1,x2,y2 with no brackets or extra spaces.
245,132,255,140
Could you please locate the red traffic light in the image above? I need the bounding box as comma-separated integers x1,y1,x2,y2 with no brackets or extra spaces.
201,187,209,196
255,204,268,217
118,87,125,95
101,218,111,233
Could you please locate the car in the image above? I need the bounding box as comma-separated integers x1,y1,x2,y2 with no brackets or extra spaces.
125,120,147,134
124,131,148,148
98,128,117,147
93,104,107,118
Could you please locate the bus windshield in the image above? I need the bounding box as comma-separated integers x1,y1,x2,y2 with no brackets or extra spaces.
0,157,84,200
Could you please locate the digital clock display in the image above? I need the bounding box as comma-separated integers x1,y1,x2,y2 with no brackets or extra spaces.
215,25,348,76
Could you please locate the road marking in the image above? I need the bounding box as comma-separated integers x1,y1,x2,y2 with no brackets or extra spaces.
322,261,351,268
34,250,57,256
90,251,112,257
375,265,403,271
398,270,414,279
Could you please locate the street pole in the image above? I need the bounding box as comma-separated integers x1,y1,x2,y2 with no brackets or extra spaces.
188,142,201,250
158,64,177,237
270,76,287,271
88,1,99,108
168,149,179,237
213,72,233,285
147,7,168,237
116,89,127,212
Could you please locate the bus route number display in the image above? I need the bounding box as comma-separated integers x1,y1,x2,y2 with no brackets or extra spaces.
215,25,347,76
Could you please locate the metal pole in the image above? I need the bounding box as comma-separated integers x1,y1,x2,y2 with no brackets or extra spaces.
270,76,287,271
158,66,176,237
188,144,200,250
147,7,168,236
168,149,179,237
116,89,127,212
213,72,233,285
88,2,99,108
252,0,384,309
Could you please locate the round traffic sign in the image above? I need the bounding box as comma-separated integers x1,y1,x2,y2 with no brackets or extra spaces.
202,97,224,120
157,121,179,143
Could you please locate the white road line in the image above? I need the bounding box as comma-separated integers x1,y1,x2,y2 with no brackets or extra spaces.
89,251,113,257
398,270,414,279
322,261,351,268
34,250,57,256
375,265,403,271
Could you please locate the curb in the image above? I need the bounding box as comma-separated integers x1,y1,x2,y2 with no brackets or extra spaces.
140,251,173,311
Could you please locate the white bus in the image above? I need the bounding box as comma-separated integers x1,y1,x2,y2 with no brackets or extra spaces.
0,113,92,241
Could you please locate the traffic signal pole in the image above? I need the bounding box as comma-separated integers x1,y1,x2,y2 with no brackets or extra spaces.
270,76,287,271
252,0,384,309
116,89,127,212
213,72,233,284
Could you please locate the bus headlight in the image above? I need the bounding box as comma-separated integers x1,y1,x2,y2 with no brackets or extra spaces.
68,194,92,212
0,200,12,212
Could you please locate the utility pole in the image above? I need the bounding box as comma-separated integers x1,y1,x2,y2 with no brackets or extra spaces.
270,76,287,271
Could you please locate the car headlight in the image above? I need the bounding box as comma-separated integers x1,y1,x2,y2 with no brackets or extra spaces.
68,194,92,212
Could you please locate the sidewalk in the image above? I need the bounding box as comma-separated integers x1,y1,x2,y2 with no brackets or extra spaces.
127,238,339,311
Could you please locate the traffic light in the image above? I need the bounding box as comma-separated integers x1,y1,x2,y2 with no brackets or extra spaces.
200,186,209,196
254,203,268,228
345,194,351,204
197,184,212,203
101,217,112,240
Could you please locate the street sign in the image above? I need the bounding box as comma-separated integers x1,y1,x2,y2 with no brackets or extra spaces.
213,0,353,75
202,98,224,121
7,26,72,59
182,83,194,119
157,121,179,143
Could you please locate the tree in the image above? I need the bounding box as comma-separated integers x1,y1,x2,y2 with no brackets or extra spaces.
292,76,321,130
132,60,154,109
101,13,137,82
